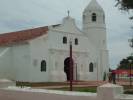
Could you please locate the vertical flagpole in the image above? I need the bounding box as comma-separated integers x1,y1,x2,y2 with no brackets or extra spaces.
69,40,73,91
129,62,132,87
128,37,133,87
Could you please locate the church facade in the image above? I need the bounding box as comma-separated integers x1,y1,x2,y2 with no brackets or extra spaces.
0,0,109,82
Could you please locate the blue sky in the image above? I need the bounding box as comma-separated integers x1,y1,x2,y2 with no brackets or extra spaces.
0,0,132,69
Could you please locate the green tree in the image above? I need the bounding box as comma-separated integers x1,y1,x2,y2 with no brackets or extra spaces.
116,0,133,10
116,0,133,19
117,56,133,69
116,0,133,66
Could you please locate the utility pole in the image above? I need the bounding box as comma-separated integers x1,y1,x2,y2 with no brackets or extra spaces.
128,37,133,87
129,37,133,49
69,40,73,91
128,60,132,87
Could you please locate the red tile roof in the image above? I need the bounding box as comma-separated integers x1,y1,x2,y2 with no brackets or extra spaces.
0,26,48,46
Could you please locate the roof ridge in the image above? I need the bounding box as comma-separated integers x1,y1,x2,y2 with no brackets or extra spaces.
0,26,48,35
0,26,48,46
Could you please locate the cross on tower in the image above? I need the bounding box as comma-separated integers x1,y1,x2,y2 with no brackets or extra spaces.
67,10,70,17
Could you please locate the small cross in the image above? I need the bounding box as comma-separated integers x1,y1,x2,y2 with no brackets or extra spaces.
67,10,70,17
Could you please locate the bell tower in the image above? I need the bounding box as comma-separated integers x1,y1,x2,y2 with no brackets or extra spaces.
83,0,109,80
82,0,107,49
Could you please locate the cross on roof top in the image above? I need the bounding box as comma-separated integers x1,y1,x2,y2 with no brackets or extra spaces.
67,10,70,17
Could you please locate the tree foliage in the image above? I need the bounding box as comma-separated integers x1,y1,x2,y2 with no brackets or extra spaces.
116,0,133,10
115,0,133,70
116,0,133,19
117,56,133,69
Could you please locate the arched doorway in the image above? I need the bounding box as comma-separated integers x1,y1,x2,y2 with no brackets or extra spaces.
64,57,73,81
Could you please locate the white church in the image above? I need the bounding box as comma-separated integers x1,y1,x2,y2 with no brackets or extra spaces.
0,0,109,82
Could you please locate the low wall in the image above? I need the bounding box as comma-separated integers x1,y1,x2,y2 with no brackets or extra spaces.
0,83,132,100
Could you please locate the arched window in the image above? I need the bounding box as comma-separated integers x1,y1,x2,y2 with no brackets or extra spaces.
75,38,78,45
92,13,96,22
89,62,93,72
41,60,46,72
63,36,67,44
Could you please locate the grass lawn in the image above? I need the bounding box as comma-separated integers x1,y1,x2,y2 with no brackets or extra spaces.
51,86,97,93
16,82,69,87
123,85,133,94
16,82,133,94
51,85,133,94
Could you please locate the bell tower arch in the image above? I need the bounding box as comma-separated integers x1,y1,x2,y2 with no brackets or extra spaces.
82,0,106,49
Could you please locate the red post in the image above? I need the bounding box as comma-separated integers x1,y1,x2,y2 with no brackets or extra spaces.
118,73,119,82
130,63,132,87
69,41,73,91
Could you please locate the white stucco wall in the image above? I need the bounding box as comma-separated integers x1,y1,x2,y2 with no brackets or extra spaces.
47,16,100,81
82,0,109,81
0,44,31,82
0,47,13,79
12,43,31,82
29,34,49,82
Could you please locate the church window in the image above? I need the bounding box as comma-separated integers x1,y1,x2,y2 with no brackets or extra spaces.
75,38,78,45
89,62,93,72
92,13,97,22
41,60,46,72
63,36,67,44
